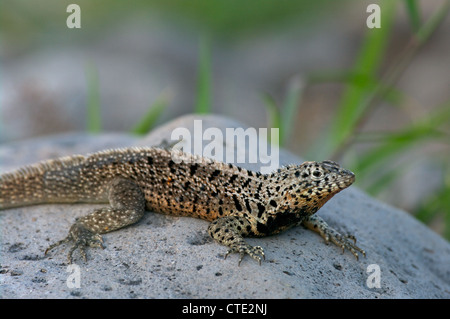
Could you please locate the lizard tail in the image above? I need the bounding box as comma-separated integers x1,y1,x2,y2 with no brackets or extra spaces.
0,155,90,209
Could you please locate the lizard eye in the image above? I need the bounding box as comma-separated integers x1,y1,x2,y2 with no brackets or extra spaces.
312,170,323,180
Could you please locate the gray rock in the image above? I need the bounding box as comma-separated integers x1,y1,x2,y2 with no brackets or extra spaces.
0,114,449,299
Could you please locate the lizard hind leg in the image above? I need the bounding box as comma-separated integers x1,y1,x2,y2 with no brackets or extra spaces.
45,178,146,263
208,216,265,266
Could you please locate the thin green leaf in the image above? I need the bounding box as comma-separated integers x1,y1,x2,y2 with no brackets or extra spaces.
364,161,411,195
356,102,450,177
85,62,101,133
404,0,421,33
416,186,449,222
131,92,169,135
415,0,450,44
280,75,304,146
194,35,212,114
415,166,450,239
357,128,440,178
261,93,282,145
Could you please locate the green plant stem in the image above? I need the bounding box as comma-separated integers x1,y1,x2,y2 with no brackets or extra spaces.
85,63,101,133
194,35,212,114
404,0,421,33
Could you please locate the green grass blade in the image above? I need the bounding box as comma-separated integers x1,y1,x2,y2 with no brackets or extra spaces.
194,35,212,114
85,62,102,133
415,0,450,43
131,91,170,135
355,101,450,177
280,75,304,146
365,161,411,195
404,0,421,32
261,93,282,145
416,184,450,222
356,129,441,178
415,165,450,239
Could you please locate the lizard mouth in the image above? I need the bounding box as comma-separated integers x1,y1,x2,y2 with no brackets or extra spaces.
321,161,355,187
342,168,355,184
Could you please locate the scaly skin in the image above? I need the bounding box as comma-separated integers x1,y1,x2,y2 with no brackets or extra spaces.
0,147,365,264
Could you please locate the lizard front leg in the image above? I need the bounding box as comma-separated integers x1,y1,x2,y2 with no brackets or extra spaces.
45,178,146,263
302,214,365,260
208,216,265,266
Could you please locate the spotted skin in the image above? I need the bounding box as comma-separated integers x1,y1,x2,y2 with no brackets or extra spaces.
0,147,365,264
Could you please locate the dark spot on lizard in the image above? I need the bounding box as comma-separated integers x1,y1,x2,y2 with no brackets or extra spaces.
229,174,239,184
258,210,304,235
244,199,252,213
242,178,252,189
190,163,199,176
168,160,176,174
257,182,263,193
257,202,266,218
209,169,221,181
232,195,243,212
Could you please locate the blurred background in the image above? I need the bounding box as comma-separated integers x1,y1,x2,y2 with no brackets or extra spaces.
1,0,449,238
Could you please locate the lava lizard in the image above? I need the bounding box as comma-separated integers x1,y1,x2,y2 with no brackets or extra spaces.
0,146,365,264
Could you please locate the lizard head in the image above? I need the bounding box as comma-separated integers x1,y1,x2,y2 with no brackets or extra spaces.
270,160,355,215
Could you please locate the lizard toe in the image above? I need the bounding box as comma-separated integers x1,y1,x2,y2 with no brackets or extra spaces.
328,231,365,260
226,244,265,266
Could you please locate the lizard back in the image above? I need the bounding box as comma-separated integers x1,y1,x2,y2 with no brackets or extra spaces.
0,147,266,222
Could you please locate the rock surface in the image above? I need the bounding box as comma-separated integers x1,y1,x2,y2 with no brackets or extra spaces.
0,114,449,298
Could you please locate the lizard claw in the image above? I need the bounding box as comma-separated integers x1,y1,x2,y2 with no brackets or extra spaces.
321,229,365,260
225,245,265,266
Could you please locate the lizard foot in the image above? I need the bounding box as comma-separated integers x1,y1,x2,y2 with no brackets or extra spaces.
320,228,365,260
225,244,265,266
45,223,104,263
